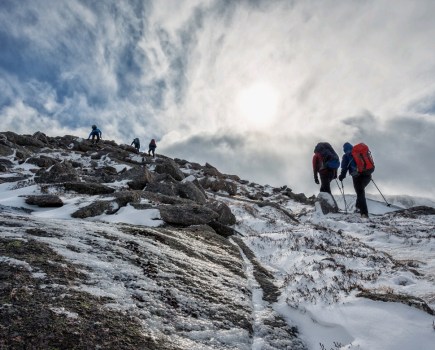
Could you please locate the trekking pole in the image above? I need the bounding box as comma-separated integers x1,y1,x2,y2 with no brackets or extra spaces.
371,179,391,207
335,179,348,214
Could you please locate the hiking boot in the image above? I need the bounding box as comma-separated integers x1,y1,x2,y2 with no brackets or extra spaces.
361,214,368,218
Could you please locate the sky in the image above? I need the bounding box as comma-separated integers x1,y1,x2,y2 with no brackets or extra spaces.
1,0,434,199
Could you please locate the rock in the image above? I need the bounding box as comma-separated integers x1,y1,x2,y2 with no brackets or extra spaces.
316,192,339,214
159,204,218,226
118,166,154,190
32,131,49,144
208,221,238,238
70,191,141,219
25,195,63,207
203,163,223,177
34,161,79,184
206,201,236,225
199,177,238,196
26,156,58,168
0,158,14,171
112,191,142,206
71,201,115,218
142,191,195,206
177,181,207,204
63,182,116,195
145,182,176,197
155,159,185,181
1,131,45,148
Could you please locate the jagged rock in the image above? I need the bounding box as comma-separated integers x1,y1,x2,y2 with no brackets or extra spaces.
159,204,218,226
203,162,223,177
71,201,115,218
1,131,46,148
199,177,238,196
0,134,15,156
145,182,176,197
26,156,58,168
0,158,14,172
177,181,207,204
154,173,178,183
62,182,116,195
316,192,339,214
247,192,263,201
225,174,241,182
112,191,142,206
206,200,236,225
71,191,141,219
142,191,195,205
0,144,14,157
34,161,79,184
117,166,154,190
32,131,49,144
155,159,185,181
25,195,63,207
284,190,314,205
208,221,238,238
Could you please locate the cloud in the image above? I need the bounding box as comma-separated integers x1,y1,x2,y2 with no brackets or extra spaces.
1,0,435,199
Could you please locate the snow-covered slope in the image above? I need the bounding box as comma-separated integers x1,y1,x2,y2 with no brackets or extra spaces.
0,131,434,350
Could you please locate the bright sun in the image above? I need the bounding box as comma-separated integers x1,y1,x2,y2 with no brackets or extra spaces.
237,83,279,128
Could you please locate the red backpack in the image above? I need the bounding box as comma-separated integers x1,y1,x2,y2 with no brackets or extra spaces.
352,143,375,175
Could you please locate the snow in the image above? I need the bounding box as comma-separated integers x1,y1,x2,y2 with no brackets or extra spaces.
1,146,434,349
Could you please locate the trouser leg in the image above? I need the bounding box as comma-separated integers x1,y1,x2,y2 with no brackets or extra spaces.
319,173,331,194
353,175,371,216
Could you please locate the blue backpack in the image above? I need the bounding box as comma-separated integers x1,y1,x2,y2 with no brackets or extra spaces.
314,142,340,169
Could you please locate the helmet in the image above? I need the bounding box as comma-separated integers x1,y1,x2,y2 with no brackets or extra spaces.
92,125,97,130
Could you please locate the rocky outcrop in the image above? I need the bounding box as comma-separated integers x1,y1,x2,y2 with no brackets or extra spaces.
0,158,14,172
155,159,185,181
176,181,207,204
159,204,218,226
25,195,63,207
71,191,141,218
34,161,79,184
26,156,58,168
199,177,238,196
71,201,116,218
145,182,177,197
1,131,46,148
316,192,339,214
62,182,116,195
205,200,236,225
118,166,154,190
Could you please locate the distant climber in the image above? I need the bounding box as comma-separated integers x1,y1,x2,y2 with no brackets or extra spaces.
88,125,102,144
131,138,140,152
148,139,157,157
312,142,339,194
338,142,375,218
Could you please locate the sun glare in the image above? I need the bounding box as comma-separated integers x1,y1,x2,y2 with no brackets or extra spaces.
237,83,279,128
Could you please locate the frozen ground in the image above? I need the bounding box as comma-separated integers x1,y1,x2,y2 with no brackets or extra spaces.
1,138,434,349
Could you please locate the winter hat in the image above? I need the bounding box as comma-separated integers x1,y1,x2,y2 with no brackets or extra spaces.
343,142,353,153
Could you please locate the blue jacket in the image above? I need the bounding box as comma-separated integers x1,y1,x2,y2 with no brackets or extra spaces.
88,128,102,138
339,142,356,178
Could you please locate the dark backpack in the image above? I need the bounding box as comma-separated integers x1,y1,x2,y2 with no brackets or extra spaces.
351,143,375,175
314,142,340,169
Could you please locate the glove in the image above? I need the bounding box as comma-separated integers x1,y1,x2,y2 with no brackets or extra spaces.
338,174,345,182
314,177,319,185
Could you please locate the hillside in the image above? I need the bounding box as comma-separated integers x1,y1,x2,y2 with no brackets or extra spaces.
0,131,434,350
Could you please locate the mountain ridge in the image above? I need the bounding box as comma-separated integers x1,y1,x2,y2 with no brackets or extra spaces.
1,131,434,350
